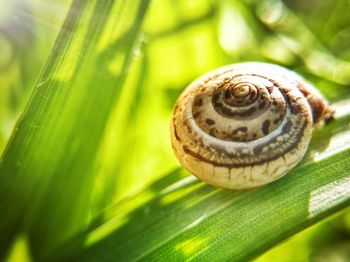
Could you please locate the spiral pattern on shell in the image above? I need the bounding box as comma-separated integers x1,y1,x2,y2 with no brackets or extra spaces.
171,62,332,189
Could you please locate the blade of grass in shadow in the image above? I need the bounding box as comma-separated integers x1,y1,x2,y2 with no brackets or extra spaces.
0,0,151,259
53,109,350,261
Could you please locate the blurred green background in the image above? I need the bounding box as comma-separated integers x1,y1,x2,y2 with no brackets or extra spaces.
1,0,350,261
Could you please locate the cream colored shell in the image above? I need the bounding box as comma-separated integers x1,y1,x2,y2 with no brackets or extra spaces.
170,62,332,190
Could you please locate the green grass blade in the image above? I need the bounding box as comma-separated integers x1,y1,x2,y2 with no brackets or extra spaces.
0,0,150,259
55,112,350,261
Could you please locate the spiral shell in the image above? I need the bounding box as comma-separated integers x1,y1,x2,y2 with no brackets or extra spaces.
170,62,333,189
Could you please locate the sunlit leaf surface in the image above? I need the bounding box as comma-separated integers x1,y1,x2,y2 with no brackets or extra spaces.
52,111,350,261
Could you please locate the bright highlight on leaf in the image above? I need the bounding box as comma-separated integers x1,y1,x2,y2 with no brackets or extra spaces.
309,177,350,219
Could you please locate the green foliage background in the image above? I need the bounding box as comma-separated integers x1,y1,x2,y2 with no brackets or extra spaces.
0,0,350,261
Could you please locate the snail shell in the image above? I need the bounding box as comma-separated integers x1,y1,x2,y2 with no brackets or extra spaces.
170,62,333,190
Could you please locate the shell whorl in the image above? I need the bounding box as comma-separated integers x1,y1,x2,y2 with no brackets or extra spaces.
171,62,332,189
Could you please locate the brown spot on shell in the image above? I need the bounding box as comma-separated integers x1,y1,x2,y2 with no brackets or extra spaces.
224,90,232,100
209,128,218,136
259,101,266,110
194,98,203,107
206,119,215,125
193,112,201,119
214,102,223,108
262,120,271,135
273,115,283,125
282,120,292,134
291,104,303,115
212,92,220,102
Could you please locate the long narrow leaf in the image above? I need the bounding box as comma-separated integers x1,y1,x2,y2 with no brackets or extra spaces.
0,0,150,259
55,112,350,261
